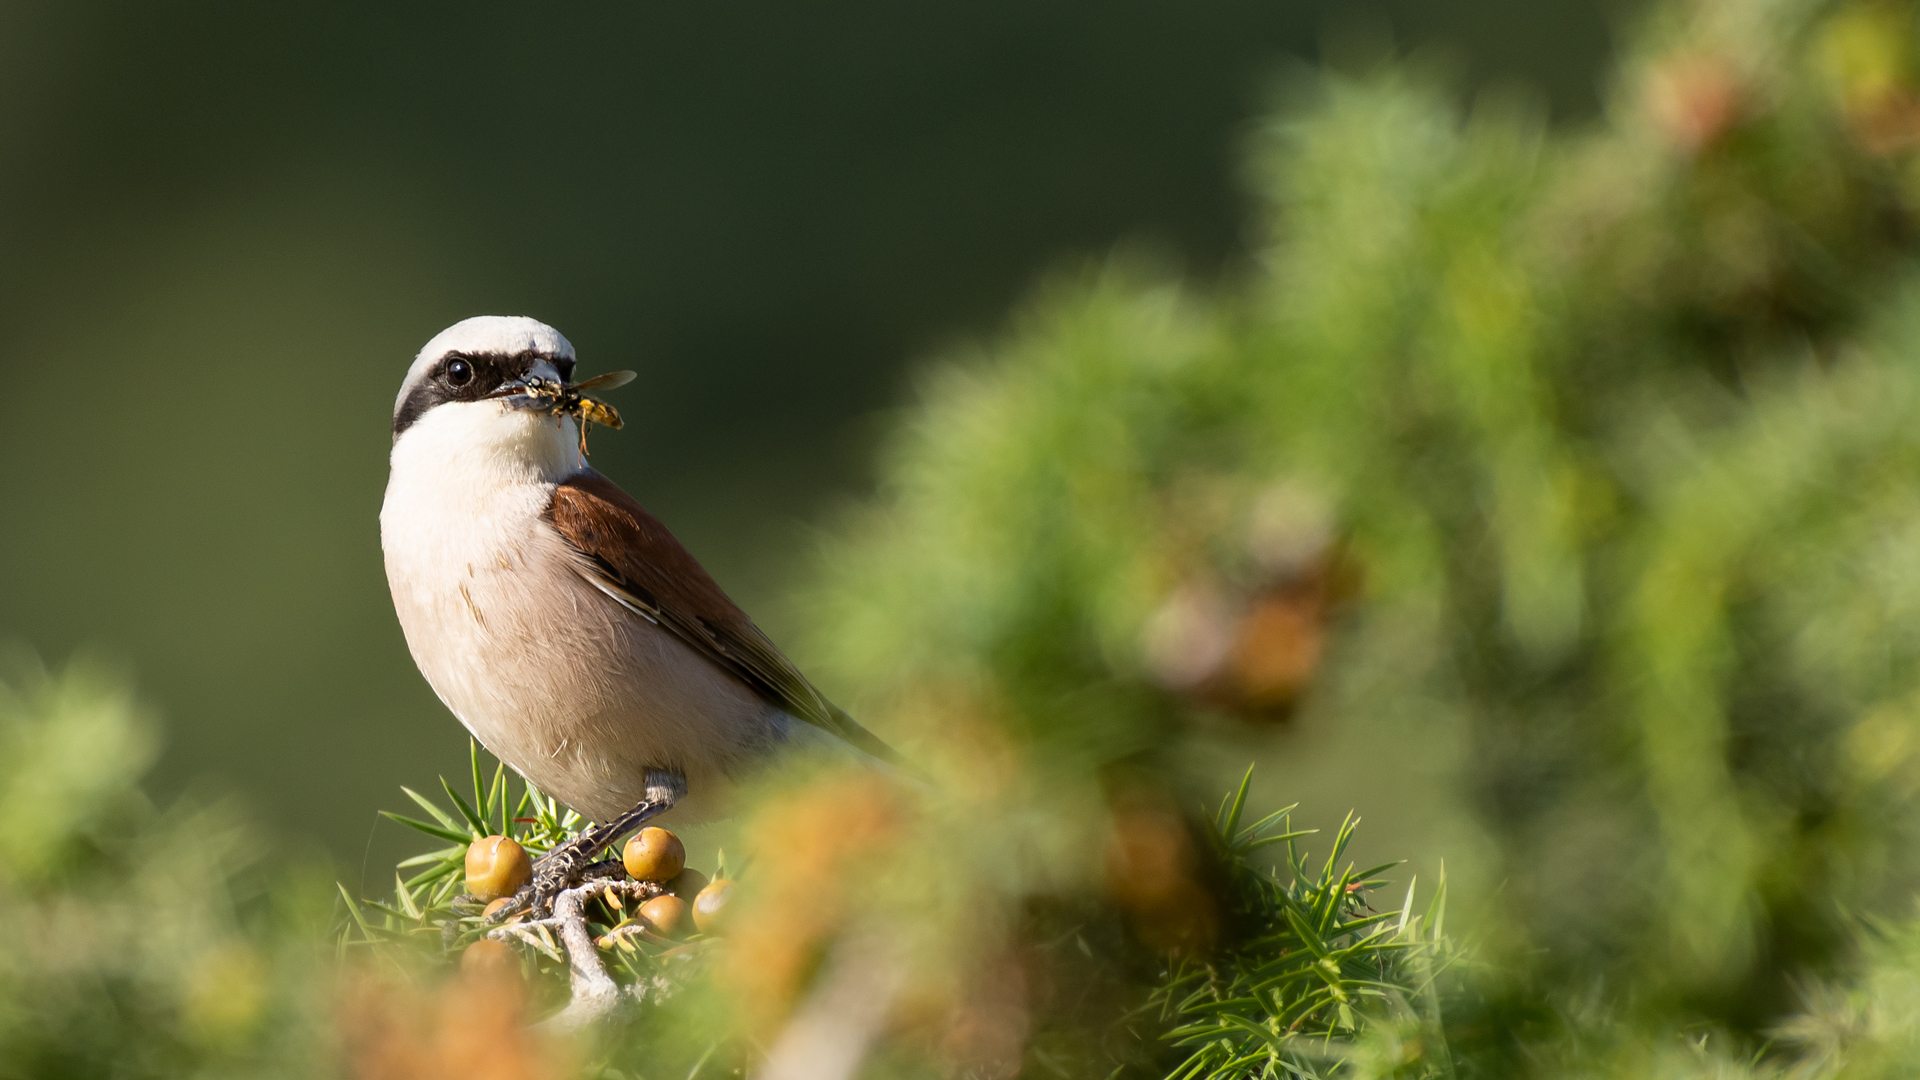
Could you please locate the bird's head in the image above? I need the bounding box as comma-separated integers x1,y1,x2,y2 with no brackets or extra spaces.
391,316,632,478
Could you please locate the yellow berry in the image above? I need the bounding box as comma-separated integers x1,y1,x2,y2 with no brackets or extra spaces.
482,897,514,920
465,836,532,901
669,868,709,901
692,878,735,934
622,827,686,882
640,894,688,936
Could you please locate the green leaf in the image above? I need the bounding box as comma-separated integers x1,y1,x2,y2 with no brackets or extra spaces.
395,872,423,920
337,882,376,939
403,861,463,891
490,762,508,835
1318,812,1360,885
1219,763,1256,837
397,845,465,868
470,738,485,823
380,810,472,845
400,786,463,832
1242,828,1318,852
441,775,490,837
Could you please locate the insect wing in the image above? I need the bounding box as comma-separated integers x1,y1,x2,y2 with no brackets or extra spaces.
569,370,637,393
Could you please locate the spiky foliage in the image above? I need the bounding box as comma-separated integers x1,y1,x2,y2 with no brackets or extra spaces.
0,653,334,1079
1147,772,1452,1080
796,0,1920,1055
340,743,737,1079
336,741,580,955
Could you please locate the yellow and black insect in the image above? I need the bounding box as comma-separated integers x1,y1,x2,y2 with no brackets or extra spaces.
493,370,635,456
559,370,634,456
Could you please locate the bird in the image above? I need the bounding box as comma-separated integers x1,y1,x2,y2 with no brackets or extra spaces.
380,315,900,909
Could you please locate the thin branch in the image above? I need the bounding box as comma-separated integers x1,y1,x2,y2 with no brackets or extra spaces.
484,878,668,1031
543,882,624,1031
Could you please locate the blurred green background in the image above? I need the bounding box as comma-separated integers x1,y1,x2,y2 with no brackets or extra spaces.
33,0,1920,1074
0,0,1620,873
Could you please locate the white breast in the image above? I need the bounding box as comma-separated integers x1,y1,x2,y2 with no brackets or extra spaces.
379,400,787,823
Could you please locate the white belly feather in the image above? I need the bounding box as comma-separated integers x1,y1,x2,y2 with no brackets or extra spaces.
380,401,788,823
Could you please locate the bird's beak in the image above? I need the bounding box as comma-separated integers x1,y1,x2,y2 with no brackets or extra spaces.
487,377,559,412
484,360,572,412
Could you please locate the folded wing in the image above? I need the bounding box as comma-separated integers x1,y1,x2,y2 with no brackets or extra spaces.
544,470,906,769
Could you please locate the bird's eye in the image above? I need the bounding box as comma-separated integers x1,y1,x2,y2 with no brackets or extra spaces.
445,358,474,387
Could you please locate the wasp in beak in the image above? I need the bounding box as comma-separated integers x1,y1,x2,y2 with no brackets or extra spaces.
487,369,636,455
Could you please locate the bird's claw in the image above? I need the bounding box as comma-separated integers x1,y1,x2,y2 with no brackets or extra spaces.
488,853,622,922
487,772,683,921
533,855,625,917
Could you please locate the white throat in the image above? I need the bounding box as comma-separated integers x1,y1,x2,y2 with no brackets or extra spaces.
390,400,586,493
381,398,587,594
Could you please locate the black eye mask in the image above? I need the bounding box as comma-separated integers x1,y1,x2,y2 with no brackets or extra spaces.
391,350,568,440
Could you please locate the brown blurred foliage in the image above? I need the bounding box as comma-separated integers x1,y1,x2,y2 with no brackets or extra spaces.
721,771,910,1034
1144,544,1359,722
931,949,1031,1080
1819,2,1920,152
338,963,565,1080
1103,790,1220,956
1646,52,1747,153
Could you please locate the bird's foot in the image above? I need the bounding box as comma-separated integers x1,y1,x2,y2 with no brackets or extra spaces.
520,856,623,919
488,771,686,921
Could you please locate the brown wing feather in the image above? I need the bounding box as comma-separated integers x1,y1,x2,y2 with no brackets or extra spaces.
544,471,905,767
